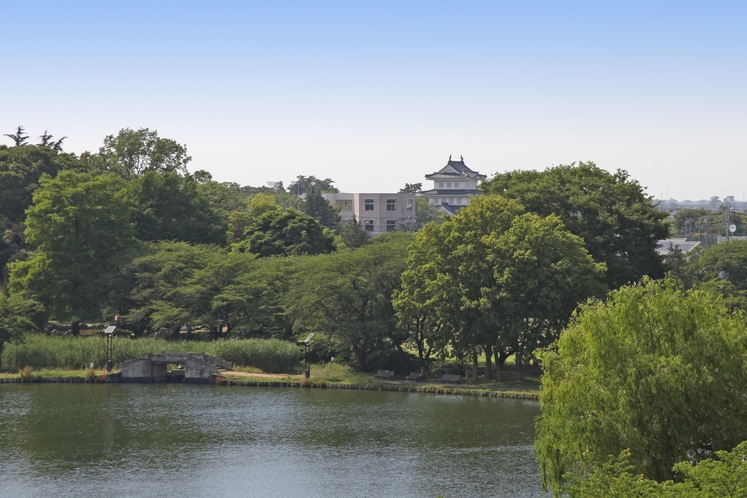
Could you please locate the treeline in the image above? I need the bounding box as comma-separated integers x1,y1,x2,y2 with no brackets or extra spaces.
1,126,674,378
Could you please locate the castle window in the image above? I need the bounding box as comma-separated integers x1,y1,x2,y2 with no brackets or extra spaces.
439,182,444,188
454,182,459,188
447,183,452,188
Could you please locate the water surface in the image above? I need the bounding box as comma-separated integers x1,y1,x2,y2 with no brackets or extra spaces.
0,384,542,497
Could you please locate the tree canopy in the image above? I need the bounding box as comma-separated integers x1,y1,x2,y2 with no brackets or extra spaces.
395,194,604,379
88,127,191,179
286,232,413,371
236,208,335,257
127,171,226,245
535,278,747,492
9,171,134,333
481,162,670,290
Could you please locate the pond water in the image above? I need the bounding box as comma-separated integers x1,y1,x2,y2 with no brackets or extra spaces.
0,384,543,497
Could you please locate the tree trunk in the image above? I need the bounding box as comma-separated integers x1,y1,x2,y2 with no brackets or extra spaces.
516,349,524,382
352,344,366,372
71,321,80,337
472,351,479,381
484,344,493,380
396,344,410,376
494,349,502,381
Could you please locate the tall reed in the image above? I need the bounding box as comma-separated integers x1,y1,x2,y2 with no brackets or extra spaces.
1,335,300,373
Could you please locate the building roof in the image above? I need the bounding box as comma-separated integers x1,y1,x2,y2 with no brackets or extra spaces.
656,238,701,256
437,203,465,216
421,188,483,196
425,155,487,181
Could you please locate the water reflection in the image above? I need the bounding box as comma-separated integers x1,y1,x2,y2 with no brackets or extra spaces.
0,384,543,497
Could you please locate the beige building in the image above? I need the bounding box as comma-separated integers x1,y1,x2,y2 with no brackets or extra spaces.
323,192,416,236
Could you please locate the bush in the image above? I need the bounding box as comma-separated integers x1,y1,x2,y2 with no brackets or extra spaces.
1,335,301,373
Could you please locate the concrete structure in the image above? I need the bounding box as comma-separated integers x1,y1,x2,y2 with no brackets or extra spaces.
120,353,233,384
323,192,416,235
717,236,747,244
656,238,702,261
421,155,486,215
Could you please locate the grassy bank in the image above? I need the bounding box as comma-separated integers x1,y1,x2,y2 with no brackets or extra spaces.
1,335,300,373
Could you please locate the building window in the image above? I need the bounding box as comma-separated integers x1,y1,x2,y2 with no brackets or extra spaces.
364,199,374,211
447,182,452,188
406,198,413,210
335,200,352,211
364,220,374,232
386,220,396,232
454,182,459,188
386,199,397,211
439,182,444,188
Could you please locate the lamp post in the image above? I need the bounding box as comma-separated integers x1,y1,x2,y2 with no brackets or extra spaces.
297,333,314,379
104,326,116,372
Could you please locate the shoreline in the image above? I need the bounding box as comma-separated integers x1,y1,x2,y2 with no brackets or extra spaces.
0,375,540,401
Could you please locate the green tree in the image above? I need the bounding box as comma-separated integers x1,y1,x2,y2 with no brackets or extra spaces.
236,209,335,258
122,242,215,336
535,278,747,492
301,186,340,229
399,183,423,193
337,216,369,249
9,172,134,335
683,240,747,311
0,294,44,356
395,195,602,380
286,232,412,372
248,193,280,219
287,175,339,196
128,171,226,245
485,212,605,379
3,126,29,146
482,162,670,290
90,128,191,179
415,196,443,228
566,441,747,497
673,208,708,237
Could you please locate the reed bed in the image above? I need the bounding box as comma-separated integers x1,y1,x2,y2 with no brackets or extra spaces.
1,335,300,373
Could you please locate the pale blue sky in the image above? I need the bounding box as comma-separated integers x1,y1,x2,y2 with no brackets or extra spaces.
2,1,745,200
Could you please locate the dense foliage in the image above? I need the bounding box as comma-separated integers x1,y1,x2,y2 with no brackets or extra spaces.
395,195,604,379
535,278,747,493
482,162,670,290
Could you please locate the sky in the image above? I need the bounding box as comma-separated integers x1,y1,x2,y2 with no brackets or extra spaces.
2,1,746,201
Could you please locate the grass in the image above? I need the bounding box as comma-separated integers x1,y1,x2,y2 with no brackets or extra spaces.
310,363,381,384
0,368,108,380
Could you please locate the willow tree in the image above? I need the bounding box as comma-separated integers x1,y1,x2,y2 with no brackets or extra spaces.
536,278,747,494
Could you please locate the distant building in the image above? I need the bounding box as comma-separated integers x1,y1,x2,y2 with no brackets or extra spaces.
322,192,416,236
421,155,486,215
656,238,701,260
717,236,747,244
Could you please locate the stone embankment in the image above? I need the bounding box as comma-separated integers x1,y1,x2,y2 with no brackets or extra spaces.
0,375,539,400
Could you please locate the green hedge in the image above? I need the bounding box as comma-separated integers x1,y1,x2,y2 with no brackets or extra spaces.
1,335,300,373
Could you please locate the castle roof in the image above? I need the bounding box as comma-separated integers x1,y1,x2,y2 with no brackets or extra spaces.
425,155,487,181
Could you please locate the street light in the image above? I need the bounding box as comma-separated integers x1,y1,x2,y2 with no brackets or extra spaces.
297,333,314,379
104,326,116,372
